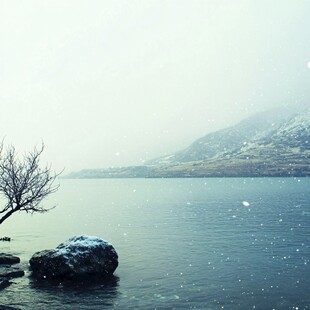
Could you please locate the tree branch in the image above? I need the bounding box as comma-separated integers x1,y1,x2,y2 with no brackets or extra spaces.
0,142,60,225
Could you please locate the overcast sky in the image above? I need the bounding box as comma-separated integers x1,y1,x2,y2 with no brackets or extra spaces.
1,0,310,173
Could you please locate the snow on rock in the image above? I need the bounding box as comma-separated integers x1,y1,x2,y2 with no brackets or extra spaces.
29,235,118,280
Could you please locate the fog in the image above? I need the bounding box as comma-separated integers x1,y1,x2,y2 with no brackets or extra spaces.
1,0,310,173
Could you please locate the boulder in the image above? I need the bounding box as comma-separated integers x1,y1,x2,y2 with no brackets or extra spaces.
0,266,25,278
0,254,20,265
0,278,10,290
0,305,20,310
29,235,118,280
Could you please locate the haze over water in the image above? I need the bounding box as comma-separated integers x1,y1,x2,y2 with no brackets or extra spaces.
1,1,310,309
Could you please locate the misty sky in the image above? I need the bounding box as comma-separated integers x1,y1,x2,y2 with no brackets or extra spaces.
1,0,310,173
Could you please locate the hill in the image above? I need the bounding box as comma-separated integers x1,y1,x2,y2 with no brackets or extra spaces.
65,107,310,178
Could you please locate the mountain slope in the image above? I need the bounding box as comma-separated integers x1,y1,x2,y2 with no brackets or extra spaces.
148,107,300,165
65,107,310,178
150,108,310,177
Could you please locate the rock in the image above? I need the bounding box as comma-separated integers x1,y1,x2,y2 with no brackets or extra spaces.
0,237,11,242
0,255,24,293
0,254,20,265
0,278,10,290
0,305,20,310
29,235,118,280
0,266,25,278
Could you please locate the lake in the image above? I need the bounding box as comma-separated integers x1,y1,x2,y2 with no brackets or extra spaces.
0,178,309,309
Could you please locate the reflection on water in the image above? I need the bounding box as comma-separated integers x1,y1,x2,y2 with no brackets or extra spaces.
0,178,309,309
28,275,120,309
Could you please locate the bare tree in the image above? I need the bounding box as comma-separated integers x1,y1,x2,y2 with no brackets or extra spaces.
0,143,59,225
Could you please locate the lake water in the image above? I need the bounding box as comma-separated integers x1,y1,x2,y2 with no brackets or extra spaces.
0,178,309,309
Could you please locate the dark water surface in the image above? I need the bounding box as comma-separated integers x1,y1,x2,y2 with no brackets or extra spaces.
0,178,309,309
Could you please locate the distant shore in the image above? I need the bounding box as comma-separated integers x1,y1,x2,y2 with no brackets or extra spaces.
63,162,310,179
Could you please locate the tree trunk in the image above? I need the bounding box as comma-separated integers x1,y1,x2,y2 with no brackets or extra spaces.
0,209,17,225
